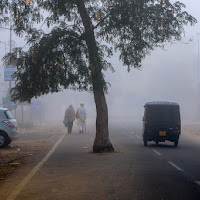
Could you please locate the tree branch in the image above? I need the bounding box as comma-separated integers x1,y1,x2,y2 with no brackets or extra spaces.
93,14,110,30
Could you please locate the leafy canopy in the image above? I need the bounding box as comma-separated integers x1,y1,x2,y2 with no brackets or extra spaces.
0,0,196,102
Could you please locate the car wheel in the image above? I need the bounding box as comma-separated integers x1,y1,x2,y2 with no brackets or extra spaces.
174,139,179,147
0,132,10,148
144,140,147,146
156,141,159,145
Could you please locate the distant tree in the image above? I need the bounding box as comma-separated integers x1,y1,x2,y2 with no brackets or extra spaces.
0,0,196,152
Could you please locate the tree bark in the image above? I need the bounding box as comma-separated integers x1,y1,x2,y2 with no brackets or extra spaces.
93,89,114,152
76,0,114,153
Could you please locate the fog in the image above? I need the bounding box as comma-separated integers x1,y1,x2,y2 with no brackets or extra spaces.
0,0,200,126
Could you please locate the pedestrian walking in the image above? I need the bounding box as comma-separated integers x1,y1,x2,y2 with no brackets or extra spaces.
76,102,86,134
63,105,76,134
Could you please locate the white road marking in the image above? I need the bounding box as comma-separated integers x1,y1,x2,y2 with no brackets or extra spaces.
6,133,66,200
152,149,162,156
168,161,183,171
128,135,135,139
195,181,200,186
136,135,141,139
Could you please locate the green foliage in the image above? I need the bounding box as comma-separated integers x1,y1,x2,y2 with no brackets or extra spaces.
10,26,91,102
97,0,197,68
0,0,197,102
0,0,9,25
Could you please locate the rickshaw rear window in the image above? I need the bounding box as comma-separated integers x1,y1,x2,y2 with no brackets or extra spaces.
145,105,180,123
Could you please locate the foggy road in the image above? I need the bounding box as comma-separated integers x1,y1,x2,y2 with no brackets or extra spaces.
1,123,200,200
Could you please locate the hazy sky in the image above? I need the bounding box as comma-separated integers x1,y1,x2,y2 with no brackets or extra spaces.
0,0,200,123
105,0,200,122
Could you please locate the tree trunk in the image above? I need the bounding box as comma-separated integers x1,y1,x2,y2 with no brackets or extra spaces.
76,0,114,153
93,89,114,152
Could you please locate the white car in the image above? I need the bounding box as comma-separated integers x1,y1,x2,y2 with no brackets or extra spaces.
0,108,19,148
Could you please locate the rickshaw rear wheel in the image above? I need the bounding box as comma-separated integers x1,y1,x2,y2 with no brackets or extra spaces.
174,138,179,147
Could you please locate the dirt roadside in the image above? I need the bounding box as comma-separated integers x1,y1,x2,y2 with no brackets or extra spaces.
182,124,200,143
0,124,64,185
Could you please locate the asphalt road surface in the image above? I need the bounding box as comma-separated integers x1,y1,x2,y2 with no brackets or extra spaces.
1,122,200,200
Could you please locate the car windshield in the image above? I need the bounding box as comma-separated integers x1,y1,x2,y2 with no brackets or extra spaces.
5,110,14,119
145,105,180,123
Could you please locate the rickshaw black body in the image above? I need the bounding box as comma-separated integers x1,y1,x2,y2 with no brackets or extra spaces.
142,102,181,147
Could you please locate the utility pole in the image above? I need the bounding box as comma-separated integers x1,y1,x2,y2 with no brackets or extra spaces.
197,33,200,85
197,32,200,120
7,15,12,111
9,17,12,94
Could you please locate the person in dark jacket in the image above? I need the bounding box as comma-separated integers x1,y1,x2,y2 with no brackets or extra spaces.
63,105,76,134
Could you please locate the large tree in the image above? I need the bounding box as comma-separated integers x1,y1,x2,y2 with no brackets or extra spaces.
0,0,196,152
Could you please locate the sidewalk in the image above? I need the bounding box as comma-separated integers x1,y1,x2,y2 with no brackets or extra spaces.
0,125,142,200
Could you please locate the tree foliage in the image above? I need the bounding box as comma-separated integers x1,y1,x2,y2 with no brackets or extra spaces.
0,0,197,102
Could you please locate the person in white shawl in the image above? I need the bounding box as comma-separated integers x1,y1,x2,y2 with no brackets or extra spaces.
76,102,86,134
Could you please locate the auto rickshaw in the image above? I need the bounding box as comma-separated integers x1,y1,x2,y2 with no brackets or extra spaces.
142,101,181,147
